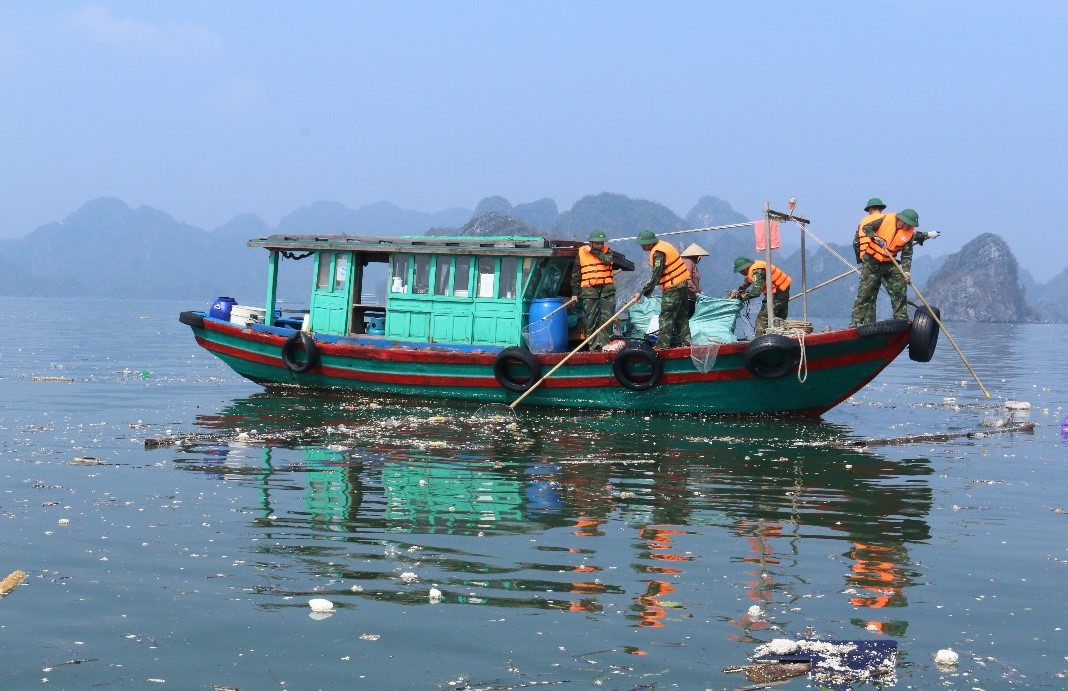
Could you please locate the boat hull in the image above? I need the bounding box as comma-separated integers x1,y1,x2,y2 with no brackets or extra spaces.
181,311,910,416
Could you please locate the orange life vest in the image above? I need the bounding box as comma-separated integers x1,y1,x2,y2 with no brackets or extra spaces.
648,240,689,290
856,212,885,259
862,213,915,262
576,244,614,288
747,260,792,293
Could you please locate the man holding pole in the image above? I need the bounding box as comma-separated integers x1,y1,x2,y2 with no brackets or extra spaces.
850,208,927,326
571,230,620,352
634,230,691,349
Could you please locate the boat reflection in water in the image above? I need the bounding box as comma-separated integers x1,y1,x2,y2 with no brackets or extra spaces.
172,390,932,641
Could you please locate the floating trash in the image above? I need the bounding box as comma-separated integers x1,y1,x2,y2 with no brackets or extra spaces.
308,598,334,613
58,519,70,526
935,648,959,668
0,570,28,597
400,572,418,583
1004,400,1031,410
737,638,897,689
428,587,442,603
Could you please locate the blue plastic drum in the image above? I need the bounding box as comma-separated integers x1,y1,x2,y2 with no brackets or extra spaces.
527,298,569,353
209,296,236,321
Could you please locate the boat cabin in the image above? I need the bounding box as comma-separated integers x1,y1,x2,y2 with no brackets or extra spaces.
247,234,633,350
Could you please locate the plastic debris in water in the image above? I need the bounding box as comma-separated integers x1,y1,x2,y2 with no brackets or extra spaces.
308,598,334,613
428,588,442,603
140,370,150,380
400,572,418,583
748,638,897,689
0,570,29,597
935,648,959,667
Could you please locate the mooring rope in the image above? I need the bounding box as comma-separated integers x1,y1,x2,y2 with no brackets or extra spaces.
768,320,812,383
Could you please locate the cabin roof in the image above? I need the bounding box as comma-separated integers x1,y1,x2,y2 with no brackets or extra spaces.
247,233,634,270
250,233,554,255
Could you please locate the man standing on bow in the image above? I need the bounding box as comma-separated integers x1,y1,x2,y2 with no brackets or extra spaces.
571,229,620,351
634,230,691,349
732,256,792,337
850,208,937,325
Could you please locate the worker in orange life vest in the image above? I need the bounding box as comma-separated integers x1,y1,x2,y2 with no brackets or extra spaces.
570,229,619,351
732,256,792,336
634,230,691,349
854,197,888,264
850,208,929,325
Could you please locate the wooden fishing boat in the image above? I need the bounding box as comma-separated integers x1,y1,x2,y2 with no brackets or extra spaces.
179,218,940,415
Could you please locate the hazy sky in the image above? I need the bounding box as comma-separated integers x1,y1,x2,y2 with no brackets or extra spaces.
2,2,1066,278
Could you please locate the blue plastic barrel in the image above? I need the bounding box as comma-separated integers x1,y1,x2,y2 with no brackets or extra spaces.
209,296,236,321
364,311,386,335
527,298,569,353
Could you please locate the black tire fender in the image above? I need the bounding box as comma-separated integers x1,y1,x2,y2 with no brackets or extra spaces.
281,331,319,373
856,319,910,338
744,334,801,379
909,305,940,362
493,347,542,392
179,311,204,329
612,344,663,391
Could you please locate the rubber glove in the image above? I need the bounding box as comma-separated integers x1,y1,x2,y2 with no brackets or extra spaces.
926,231,940,240
874,237,887,248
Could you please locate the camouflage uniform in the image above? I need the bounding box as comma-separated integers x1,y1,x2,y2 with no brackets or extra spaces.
741,268,790,336
571,245,617,351
850,226,933,325
641,251,691,349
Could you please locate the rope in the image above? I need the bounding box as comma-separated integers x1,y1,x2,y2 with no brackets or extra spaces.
767,321,810,383
609,221,757,243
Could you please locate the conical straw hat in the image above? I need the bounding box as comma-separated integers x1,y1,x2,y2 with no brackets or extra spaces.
681,243,709,258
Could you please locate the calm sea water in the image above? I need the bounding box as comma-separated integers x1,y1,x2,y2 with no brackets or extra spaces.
1,297,1065,689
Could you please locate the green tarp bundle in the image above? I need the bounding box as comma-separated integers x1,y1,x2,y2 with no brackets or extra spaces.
624,294,740,344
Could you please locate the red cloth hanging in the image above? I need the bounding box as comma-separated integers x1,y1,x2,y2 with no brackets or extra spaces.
754,220,780,251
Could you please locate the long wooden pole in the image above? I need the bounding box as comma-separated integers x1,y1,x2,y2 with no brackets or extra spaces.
788,268,858,301
510,295,640,409
883,250,991,398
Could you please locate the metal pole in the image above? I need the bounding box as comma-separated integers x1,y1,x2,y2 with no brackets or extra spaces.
763,202,774,331
799,219,808,322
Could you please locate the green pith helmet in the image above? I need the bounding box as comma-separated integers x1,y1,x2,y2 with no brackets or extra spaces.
865,197,886,211
637,229,657,245
587,229,607,243
897,208,920,228
733,256,754,273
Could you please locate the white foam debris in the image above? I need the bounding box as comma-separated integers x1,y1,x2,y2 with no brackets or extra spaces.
308,598,334,613
428,587,442,603
747,605,764,619
400,572,418,583
1004,400,1031,410
935,648,959,667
